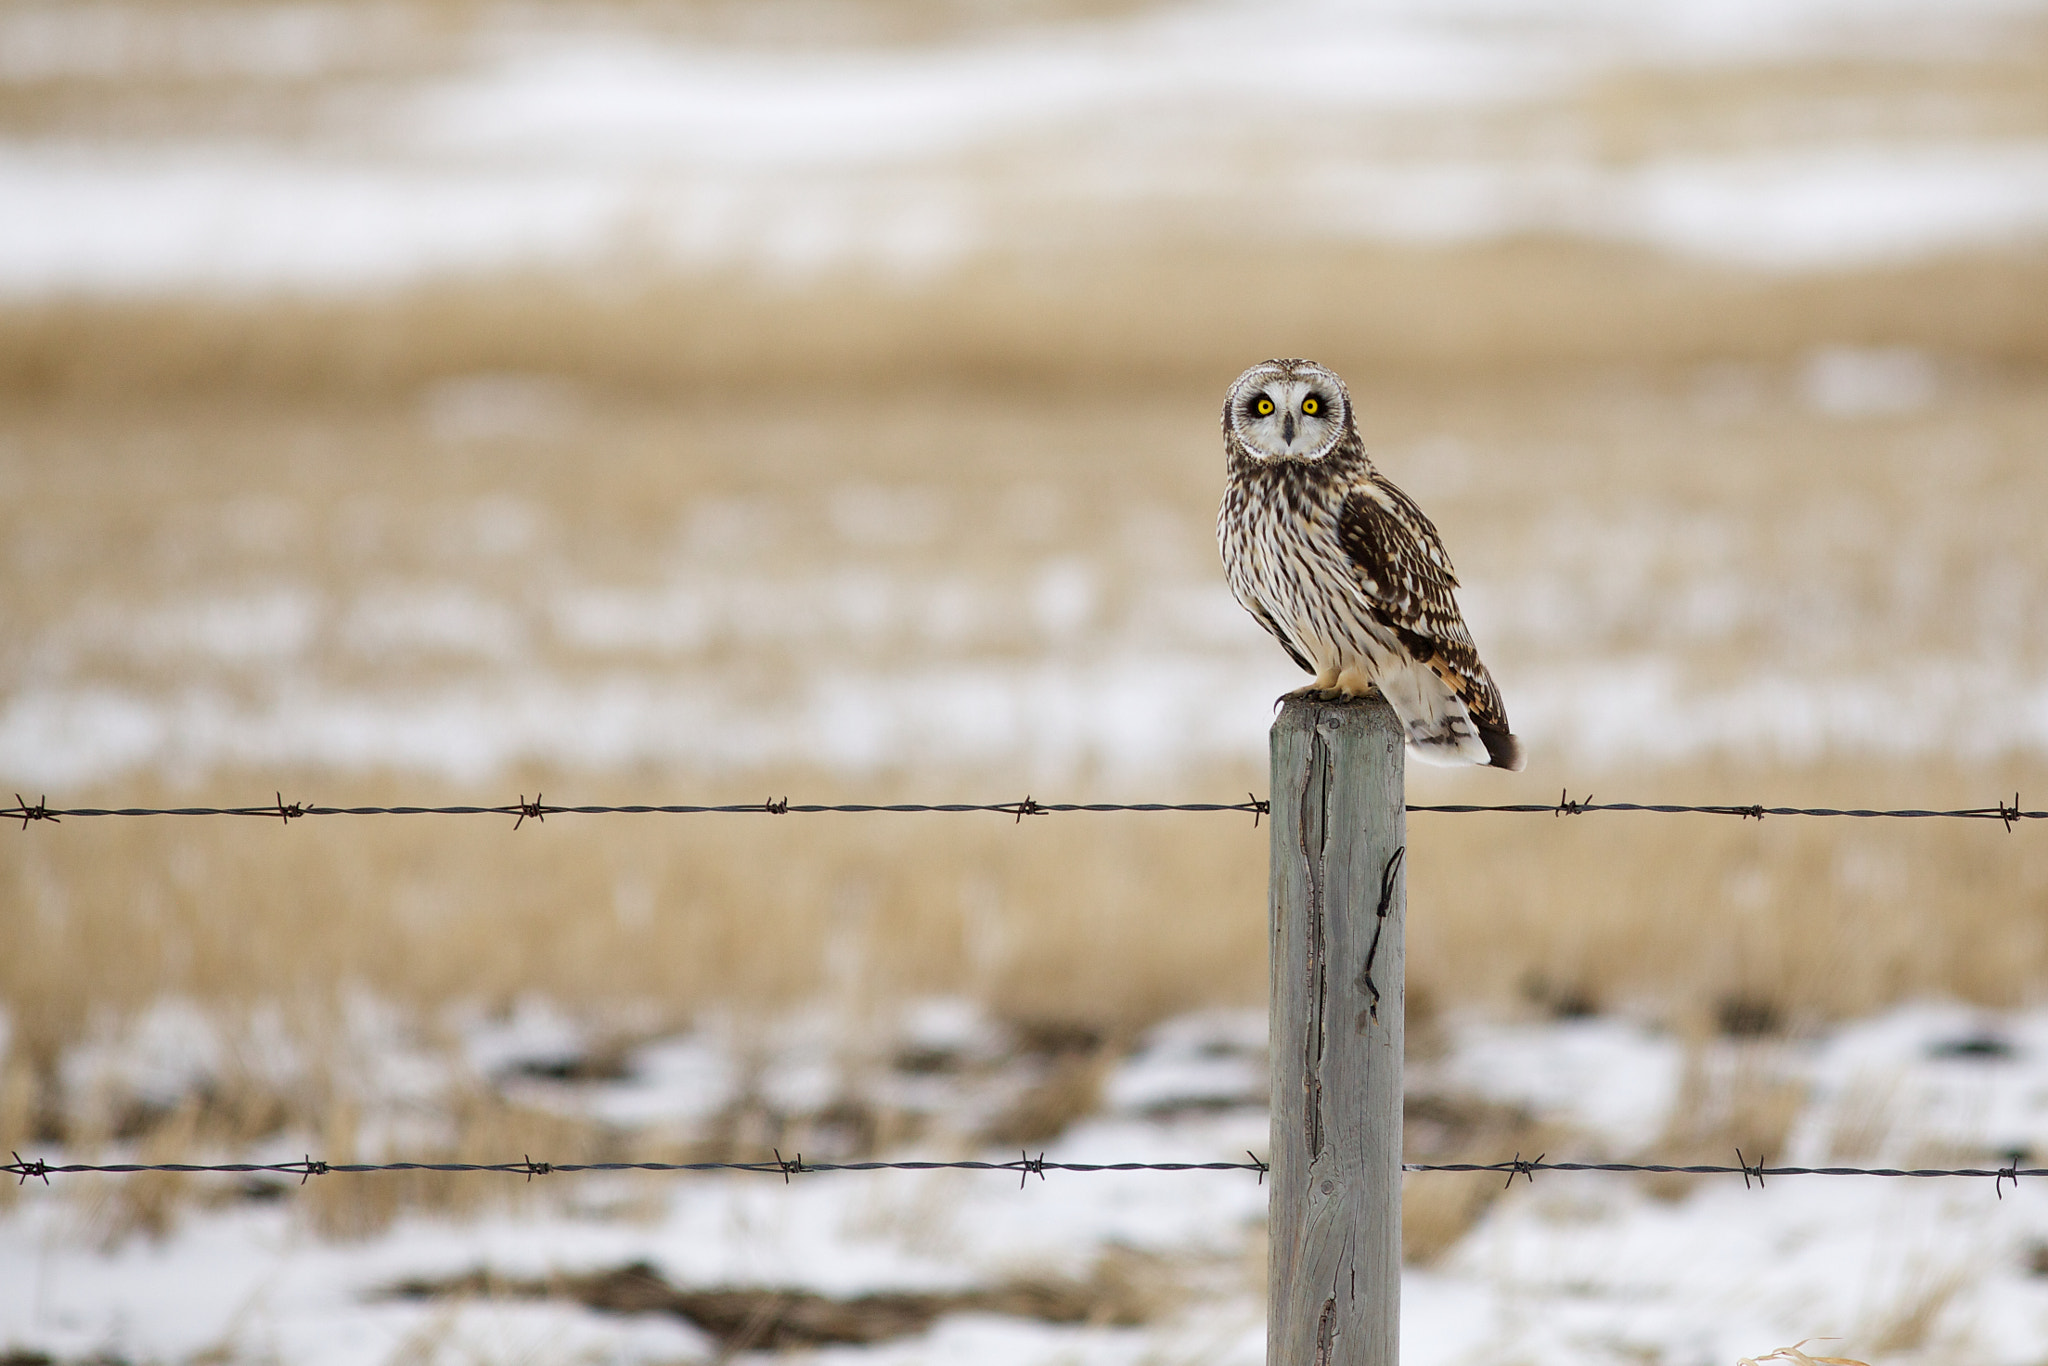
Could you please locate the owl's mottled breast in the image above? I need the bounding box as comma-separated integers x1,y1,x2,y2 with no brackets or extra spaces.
1217,430,1374,676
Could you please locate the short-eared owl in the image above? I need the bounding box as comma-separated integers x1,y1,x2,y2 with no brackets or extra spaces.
1218,359,1525,771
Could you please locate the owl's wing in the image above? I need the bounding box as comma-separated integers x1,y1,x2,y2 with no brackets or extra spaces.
1337,471,1510,734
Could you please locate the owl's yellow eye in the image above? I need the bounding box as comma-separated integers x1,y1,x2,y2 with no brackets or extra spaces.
1302,396,1321,415
1255,397,1275,416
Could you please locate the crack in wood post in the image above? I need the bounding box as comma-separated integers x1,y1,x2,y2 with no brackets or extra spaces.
1300,725,1330,1161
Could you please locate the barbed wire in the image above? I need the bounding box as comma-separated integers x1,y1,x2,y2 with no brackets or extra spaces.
2,1152,1267,1187
10,1150,2047,1194
4,790,2039,830
1415,790,2038,829
1405,1154,2046,1195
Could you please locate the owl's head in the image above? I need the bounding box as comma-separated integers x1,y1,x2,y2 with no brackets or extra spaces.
1223,359,1352,462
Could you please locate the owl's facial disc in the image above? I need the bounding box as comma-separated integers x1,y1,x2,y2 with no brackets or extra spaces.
1230,371,1345,461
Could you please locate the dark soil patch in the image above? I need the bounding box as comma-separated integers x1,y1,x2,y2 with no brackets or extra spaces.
383,1258,1154,1351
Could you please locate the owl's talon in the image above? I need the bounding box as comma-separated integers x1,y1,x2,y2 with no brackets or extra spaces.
1277,683,1388,707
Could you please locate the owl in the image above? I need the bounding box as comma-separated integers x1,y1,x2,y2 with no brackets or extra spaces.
1217,359,1525,771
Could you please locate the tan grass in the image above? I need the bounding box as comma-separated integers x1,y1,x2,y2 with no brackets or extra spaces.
7,363,2048,1108
0,781,1268,1073
297,1091,609,1241
7,758,2047,1103
6,234,2048,1258
1411,759,2048,1036
1819,1072,1901,1166
1401,1092,1563,1265
1637,1042,1808,1201
1860,1265,1972,1356
9,247,2048,405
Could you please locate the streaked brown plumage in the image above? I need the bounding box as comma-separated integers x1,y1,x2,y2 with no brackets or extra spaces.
1216,358,1524,770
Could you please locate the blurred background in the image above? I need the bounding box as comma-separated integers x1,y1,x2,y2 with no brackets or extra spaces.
4,1,2048,1362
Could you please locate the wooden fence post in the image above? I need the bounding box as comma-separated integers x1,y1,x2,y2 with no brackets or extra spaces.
1268,694,1406,1366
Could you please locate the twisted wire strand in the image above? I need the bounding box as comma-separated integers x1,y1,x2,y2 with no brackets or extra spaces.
10,1152,2045,1191
5,792,2040,828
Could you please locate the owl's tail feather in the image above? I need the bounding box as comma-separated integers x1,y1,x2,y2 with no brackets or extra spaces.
1479,727,1526,773
1379,657,1524,771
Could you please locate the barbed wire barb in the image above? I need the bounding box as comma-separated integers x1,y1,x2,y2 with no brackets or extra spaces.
512,793,547,830
10,794,56,829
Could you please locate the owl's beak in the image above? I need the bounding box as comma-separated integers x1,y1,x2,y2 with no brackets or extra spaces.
1281,413,1296,445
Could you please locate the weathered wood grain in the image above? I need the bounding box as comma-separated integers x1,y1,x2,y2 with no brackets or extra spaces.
1268,694,1406,1366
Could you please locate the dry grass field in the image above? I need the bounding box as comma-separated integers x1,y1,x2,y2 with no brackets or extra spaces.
5,346,2046,1186
4,5,2048,1315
